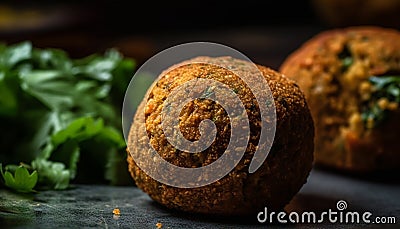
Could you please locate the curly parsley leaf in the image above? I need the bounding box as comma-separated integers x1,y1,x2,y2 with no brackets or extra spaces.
31,159,71,190
0,42,136,191
0,164,38,193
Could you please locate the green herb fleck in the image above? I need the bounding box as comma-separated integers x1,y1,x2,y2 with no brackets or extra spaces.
361,75,400,128
341,57,353,71
338,45,353,72
202,86,215,99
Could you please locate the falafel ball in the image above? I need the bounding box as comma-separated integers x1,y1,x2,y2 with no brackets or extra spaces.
127,56,314,215
280,26,400,172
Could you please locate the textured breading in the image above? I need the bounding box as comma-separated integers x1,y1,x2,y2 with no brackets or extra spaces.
128,56,314,215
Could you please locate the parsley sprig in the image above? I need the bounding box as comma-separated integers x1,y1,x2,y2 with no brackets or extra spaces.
0,164,37,193
361,76,400,128
0,42,135,192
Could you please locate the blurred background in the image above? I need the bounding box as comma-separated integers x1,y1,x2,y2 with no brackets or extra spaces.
1,0,399,69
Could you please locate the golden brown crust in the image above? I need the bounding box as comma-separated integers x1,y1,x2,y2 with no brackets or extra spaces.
280,26,400,172
128,56,314,215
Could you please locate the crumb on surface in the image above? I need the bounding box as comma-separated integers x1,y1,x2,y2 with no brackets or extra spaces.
156,222,162,228
113,208,120,215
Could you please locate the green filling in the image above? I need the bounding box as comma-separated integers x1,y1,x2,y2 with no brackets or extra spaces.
338,45,353,72
361,76,400,128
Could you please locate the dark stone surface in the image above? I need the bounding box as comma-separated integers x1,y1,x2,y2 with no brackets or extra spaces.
1,168,399,228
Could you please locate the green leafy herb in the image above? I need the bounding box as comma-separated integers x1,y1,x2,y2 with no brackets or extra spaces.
361,76,400,128
341,57,353,71
0,164,38,193
338,45,353,72
31,158,70,190
201,86,216,99
0,42,136,191
369,76,400,101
